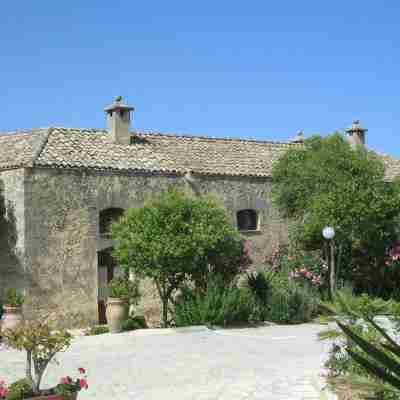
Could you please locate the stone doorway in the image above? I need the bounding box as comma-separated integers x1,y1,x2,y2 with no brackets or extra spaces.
97,248,118,324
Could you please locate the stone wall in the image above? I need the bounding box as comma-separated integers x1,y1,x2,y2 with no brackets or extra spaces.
0,169,26,300
23,167,288,327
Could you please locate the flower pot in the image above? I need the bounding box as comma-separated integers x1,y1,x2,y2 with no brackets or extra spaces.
1,305,23,331
25,392,78,400
106,297,125,333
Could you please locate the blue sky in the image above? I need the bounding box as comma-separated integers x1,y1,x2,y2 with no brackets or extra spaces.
1,1,399,157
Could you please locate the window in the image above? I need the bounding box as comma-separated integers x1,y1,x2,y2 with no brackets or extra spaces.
99,208,124,236
237,209,258,231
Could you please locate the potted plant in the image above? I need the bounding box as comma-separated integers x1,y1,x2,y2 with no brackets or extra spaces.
1,319,89,399
1,288,24,331
106,277,128,333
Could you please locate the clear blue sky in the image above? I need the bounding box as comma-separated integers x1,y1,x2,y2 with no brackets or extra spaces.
1,1,399,157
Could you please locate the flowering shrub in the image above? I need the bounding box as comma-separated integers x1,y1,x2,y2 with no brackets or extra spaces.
2,319,72,395
289,267,323,287
54,368,89,397
0,380,8,399
264,244,327,289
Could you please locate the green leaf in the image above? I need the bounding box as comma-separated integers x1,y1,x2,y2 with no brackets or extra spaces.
338,321,400,378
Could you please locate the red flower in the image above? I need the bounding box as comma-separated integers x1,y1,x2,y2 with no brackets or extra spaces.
79,378,88,390
78,367,86,374
0,387,9,398
60,376,72,385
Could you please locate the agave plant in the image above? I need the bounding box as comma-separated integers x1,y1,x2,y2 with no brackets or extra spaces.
336,321,400,390
319,290,400,395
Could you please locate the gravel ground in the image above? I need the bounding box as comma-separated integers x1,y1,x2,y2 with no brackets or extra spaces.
0,323,333,400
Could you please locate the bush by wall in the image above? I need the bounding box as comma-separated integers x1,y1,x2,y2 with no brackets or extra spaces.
173,279,258,327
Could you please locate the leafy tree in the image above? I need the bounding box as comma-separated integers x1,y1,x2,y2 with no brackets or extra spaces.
112,188,245,327
272,133,400,294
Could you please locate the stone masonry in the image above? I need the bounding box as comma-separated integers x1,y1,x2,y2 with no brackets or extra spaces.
1,98,399,327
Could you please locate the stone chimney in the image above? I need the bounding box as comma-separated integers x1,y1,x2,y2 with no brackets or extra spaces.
104,96,134,145
346,120,367,148
291,130,305,143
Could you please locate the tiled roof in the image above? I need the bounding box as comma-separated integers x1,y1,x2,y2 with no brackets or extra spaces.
0,128,301,177
380,154,400,181
0,129,49,169
0,127,399,180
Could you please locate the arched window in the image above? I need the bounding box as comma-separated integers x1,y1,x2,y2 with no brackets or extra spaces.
99,208,124,237
237,209,258,231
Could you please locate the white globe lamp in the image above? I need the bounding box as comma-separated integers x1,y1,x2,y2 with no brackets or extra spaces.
322,226,335,240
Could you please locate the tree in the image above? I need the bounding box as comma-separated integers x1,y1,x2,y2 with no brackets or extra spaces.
272,133,400,294
112,188,245,327
2,320,72,395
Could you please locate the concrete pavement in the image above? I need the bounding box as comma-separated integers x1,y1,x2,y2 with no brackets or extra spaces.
0,323,332,400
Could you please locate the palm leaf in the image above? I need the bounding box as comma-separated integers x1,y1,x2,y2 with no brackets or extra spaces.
347,349,400,390
365,316,399,349
338,322,400,378
382,343,400,359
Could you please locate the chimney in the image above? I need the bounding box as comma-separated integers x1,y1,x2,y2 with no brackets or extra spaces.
346,120,367,148
291,130,305,143
104,96,134,145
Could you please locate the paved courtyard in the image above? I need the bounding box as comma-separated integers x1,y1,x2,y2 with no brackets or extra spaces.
0,323,332,400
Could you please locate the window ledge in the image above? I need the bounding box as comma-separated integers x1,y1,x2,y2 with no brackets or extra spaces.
238,229,263,235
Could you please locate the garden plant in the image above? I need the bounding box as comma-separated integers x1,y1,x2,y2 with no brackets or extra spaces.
112,188,248,327
1,319,89,399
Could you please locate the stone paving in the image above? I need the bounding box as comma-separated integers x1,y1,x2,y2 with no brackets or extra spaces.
0,323,333,400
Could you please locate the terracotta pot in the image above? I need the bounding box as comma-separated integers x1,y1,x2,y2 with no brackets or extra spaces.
25,392,77,400
106,297,125,333
1,305,23,331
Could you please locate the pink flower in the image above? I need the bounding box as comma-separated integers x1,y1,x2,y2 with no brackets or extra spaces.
79,378,88,390
60,376,72,385
78,367,86,374
0,381,4,386
305,271,312,279
0,387,8,398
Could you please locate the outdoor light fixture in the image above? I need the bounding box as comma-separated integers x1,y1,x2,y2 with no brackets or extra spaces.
322,226,336,299
322,226,335,240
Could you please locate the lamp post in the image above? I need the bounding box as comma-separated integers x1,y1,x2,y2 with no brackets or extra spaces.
322,226,335,299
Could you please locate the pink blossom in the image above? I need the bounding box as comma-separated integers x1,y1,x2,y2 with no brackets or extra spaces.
79,378,88,389
60,376,72,385
78,367,86,374
0,387,8,398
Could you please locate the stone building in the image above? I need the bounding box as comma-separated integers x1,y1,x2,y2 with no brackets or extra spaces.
1,97,399,327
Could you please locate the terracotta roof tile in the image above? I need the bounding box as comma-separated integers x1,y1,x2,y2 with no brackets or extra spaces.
0,128,399,180
33,128,300,177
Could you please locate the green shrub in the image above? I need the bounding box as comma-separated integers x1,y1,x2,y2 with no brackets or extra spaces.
85,325,109,336
4,288,24,307
246,271,274,307
266,281,319,324
121,316,148,331
5,378,33,400
108,277,140,305
173,279,258,327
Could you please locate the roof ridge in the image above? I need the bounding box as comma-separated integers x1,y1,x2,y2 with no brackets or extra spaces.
133,130,298,146
31,128,53,167
0,128,49,137
2,126,301,146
